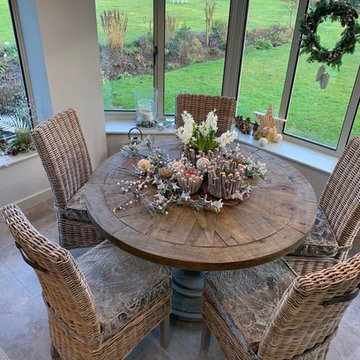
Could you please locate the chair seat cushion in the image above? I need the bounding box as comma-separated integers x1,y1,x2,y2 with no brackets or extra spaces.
288,207,338,257
64,185,90,222
77,240,171,340
204,259,295,354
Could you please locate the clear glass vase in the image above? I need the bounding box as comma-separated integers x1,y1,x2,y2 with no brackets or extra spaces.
135,87,158,128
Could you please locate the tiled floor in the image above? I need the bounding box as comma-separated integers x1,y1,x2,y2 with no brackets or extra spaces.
0,199,359,360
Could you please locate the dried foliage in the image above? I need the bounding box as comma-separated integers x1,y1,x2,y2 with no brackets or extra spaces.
166,13,179,42
204,0,216,47
101,9,128,49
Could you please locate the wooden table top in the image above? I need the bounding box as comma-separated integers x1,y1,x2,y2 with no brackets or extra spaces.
85,139,317,271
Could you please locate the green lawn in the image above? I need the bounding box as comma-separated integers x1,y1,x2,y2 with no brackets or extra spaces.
1,0,359,146
0,1,16,43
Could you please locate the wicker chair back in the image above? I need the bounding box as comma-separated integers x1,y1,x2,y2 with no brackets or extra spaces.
1,204,101,341
175,94,236,136
259,253,360,359
32,108,92,209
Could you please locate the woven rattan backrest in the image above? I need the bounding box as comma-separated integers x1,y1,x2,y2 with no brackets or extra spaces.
175,94,236,136
319,137,360,251
1,204,101,341
258,253,360,359
31,109,92,209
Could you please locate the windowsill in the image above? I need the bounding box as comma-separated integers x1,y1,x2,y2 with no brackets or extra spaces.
106,118,176,135
0,150,38,169
106,118,339,174
236,132,338,175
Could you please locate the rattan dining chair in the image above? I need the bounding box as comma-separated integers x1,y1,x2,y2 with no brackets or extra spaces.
201,254,360,360
285,136,360,276
1,204,171,360
175,94,236,136
31,108,104,249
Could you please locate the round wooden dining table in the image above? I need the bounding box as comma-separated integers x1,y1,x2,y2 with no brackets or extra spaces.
85,138,317,321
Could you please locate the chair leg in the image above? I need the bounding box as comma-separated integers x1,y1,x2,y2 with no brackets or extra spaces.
50,342,59,359
201,322,211,350
160,315,170,349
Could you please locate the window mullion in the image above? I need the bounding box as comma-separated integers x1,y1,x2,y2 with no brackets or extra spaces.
279,0,309,120
8,0,36,124
337,66,360,151
154,0,165,120
222,0,249,100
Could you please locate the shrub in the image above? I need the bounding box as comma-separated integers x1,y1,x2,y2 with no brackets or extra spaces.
165,62,180,71
0,80,26,115
166,13,179,42
253,39,273,50
246,25,292,49
123,45,141,57
0,42,19,62
211,20,227,44
136,33,153,55
209,46,221,55
101,9,128,50
166,26,201,64
174,26,196,43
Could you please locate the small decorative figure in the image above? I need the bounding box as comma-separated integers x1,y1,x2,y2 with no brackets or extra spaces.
244,117,252,135
235,115,253,135
235,115,244,132
252,122,259,135
259,137,268,147
253,104,286,144
274,134,283,143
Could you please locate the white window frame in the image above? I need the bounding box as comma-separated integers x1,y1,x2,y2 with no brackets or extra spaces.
103,0,360,155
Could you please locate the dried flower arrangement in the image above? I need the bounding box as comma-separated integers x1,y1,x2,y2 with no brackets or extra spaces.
115,113,267,215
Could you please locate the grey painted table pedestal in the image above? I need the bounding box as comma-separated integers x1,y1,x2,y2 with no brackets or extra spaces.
171,269,205,322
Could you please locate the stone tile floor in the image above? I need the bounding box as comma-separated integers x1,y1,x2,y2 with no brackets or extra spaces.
0,199,359,360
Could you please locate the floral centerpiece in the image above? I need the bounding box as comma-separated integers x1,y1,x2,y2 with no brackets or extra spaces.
176,110,237,164
116,111,267,215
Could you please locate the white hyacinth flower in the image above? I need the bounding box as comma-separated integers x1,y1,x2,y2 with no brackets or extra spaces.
204,109,218,134
216,130,237,148
176,111,195,144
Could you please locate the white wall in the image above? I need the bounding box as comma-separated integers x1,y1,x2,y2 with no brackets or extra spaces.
0,155,50,208
34,0,107,167
0,0,107,208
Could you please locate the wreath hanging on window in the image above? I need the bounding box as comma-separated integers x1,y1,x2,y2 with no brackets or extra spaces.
299,0,360,88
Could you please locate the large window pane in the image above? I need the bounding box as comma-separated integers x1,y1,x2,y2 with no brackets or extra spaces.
96,0,153,111
164,0,231,114
237,0,299,118
285,4,360,149
0,1,29,120
350,100,360,138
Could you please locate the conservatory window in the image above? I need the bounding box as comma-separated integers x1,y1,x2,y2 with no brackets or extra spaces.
236,0,299,118
0,0,32,156
163,0,231,114
96,0,360,155
96,0,154,111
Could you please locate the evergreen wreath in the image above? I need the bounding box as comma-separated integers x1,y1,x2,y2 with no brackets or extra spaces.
300,0,360,69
